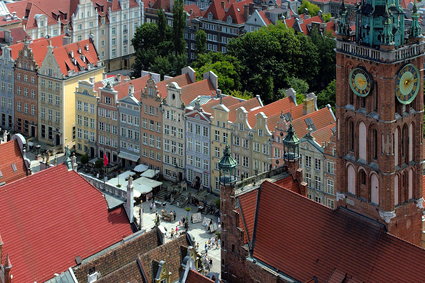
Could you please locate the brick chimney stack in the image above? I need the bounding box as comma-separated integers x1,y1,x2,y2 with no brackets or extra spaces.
126,176,134,223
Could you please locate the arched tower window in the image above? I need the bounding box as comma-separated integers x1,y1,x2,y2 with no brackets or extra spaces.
400,172,409,203
394,127,400,166
408,168,413,199
370,174,379,205
372,128,378,160
347,164,356,194
409,123,414,162
358,122,367,161
394,174,399,205
348,120,354,152
402,124,409,164
358,169,368,199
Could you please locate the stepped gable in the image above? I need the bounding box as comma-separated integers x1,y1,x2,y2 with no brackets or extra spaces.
0,165,132,282
250,180,425,282
0,139,28,185
9,34,64,66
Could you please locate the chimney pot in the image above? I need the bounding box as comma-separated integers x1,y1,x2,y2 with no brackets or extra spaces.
221,1,225,9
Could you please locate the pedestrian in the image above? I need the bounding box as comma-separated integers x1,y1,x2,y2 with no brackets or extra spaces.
153,202,156,212
211,237,215,248
184,221,189,231
176,225,179,234
218,238,221,248
207,239,211,249
170,228,175,238
204,243,208,255
150,202,153,211
209,258,213,266
173,210,177,221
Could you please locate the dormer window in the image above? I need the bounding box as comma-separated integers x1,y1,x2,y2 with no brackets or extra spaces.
11,163,17,172
227,16,233,24
208,12,213,20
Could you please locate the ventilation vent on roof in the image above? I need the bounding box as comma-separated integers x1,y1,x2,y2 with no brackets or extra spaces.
69,50,74,58
88,272,100,283
78,48,82,54
11,163,17,172
0,170,3,178
81,55,86,63
75,256,82,265
305,118,316,131
284,112,293,121
85,44,89,51
72,58,77,65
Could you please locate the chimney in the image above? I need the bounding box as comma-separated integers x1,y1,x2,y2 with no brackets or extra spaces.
128,84,135,96
244,5,249,20
303,92,317,115
4,255,12,283
203,71,218,90
221,1,225,9
89,77,95,84
126,176,134,223
71,154,77,172
181,66,196,83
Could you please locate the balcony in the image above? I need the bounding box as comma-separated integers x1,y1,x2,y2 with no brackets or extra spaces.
336,40,425,63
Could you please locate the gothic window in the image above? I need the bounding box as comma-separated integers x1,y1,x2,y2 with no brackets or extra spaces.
408,123,413,162
373,84,378,111
394,127,400,166
401,124,408,164
394,175,399,205
348,120,354,151
358,169,368,200
347,164,356,195
399,172,408,203
408,169,413,200
372,128,378,160
358,122,367,161
370,174,379,205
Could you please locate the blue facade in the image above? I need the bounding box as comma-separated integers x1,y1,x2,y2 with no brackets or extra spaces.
0,46,14,130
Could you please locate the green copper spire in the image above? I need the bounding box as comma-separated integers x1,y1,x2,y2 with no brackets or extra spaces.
283,124,300,162
355,0,405,48
410,1,422,38
337,0,351,36
219,145,238,185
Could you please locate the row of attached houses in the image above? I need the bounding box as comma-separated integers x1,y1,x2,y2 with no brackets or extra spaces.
0,35,104,149
0,0,143,71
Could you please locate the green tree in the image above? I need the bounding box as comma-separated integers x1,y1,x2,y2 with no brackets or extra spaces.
172,0,186,55
228,90,254,100
310,28,335,90
298,0,320,16
322,13,332,22
286,77,309,94
157,9,169,42
317,79,336,108
193,52,242,93
195,30,207,56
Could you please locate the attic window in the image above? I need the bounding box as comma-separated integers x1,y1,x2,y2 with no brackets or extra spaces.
305,118,316,131
284,112,293,121
0,170,3,178
78,48,82,54
85,44,89,51
11,163,17,172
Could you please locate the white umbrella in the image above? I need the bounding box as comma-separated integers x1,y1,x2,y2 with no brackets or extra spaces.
133,164,148,173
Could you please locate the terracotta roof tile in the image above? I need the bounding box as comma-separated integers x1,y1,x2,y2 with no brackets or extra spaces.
157,73,193,99
0,139,28,185
113,75,150,100
247,97,296,128
310,123,335,145
186,269,214,283
73,229,161,282
0,165,133,282
258,10,272,25
291,107,335,138
252,181,425,282
184,4,202,19
228,97,262,122
139,235,189,282
180,79,217,105
202,96,242,115
9,34,64,66
238,189,258,244
52,39,100,76
224,0,253,24
97,261,143,283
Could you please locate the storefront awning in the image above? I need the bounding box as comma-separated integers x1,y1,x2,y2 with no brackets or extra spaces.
118,151,140,162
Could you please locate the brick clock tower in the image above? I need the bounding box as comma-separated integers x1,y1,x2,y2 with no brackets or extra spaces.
335,0,424,245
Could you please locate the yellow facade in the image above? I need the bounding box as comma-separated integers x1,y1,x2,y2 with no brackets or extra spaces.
210,103,232,192
75,80,99,157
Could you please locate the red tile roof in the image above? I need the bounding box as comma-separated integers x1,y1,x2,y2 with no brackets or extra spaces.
53,39,100,76
228,96,263,122
9,35,64,66
251,180,425,282
291,107,335,138
202,96,242,115
203,0,239,21
258,10,272,25
247,97,297,128
311,123,335,145
157,73,193,99
186,269,214,283
113,75,150,100
0,139,28,185
224,0,253,24
238,189,258,244
0,165,133,282
180,79,217,105
184,4,202,19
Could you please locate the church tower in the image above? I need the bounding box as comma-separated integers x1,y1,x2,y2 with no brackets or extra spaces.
335,0,424,245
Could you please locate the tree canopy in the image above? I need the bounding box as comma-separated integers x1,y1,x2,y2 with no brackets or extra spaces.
317,79,336,108
298,0,321,16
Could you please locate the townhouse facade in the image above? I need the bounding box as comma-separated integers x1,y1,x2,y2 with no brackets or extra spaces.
75,78,98,158
13,42,40,138
185,99,213,190
118,85,141,168
0,46,14,130
38,39,104,148
97,82,120,163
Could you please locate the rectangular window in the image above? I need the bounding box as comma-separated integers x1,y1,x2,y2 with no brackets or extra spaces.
315,176,321,190
223,132,228,143
306,173,312,187
215,147,220,158
327,161,334,174
243,156,249,168
305,156,311,167
315,159,321,171
214,130,220,142
203,142,209,155
327,179,334,194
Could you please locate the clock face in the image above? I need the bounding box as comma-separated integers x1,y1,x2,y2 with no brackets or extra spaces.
395,64,420,105
349,68,373,97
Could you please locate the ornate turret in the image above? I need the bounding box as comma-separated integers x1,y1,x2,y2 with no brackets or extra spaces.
218,145,238,186
410,1,422,39
354,0,405,48
337,0,351,37
283,124,300,162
